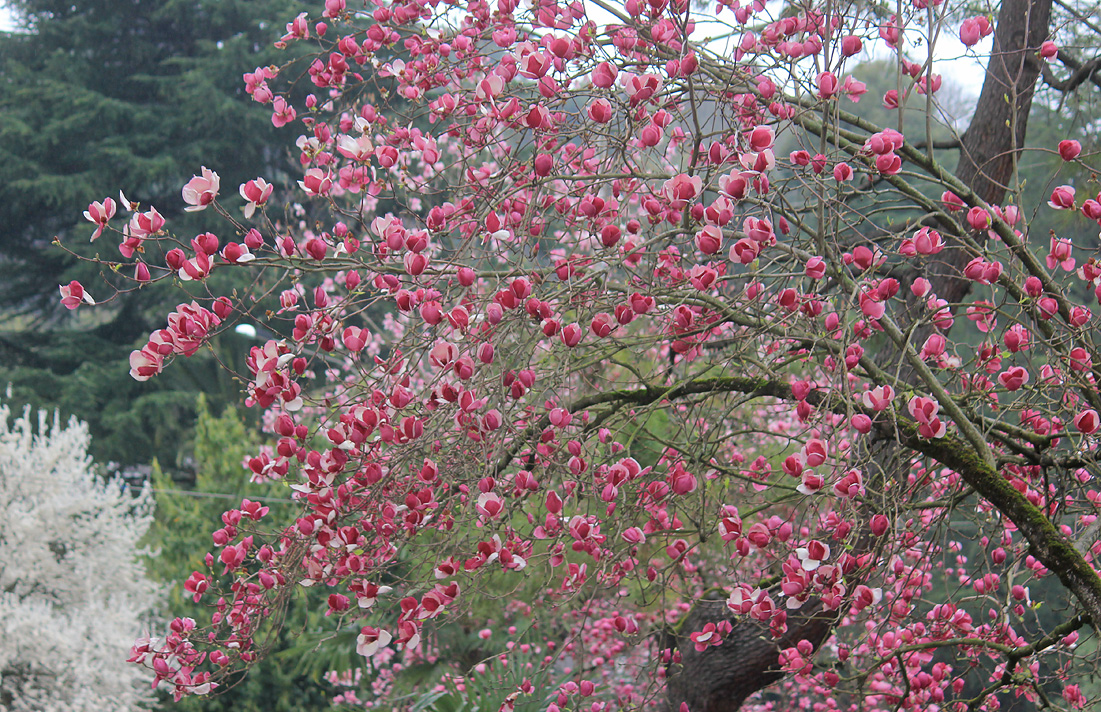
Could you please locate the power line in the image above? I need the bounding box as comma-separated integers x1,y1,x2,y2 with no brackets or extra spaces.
150,487,297,505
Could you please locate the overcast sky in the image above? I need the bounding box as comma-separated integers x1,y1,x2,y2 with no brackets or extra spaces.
0,3,984,97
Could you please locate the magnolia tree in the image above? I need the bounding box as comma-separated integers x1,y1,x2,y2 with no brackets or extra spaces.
0,404,159,712
60,0,1101,708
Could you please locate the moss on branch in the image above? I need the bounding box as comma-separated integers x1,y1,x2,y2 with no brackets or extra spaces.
516,373,1101,627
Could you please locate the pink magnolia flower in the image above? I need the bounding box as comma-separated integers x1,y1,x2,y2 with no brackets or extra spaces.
356,627,392,657
590,312,615,338
964,257,1003,285
858,291,885,320
804,439,828,467
747,126,774,151
1059,140,1082,161
913,227,944,255
959,16,992,47
833,469,865,498
1004,324,1030,352
842,75,866,102
1069,347,1093,372
336,133,374,162
695,225,723,255
875,152,901,175
476,492,505,519
998,366,1029,391
59,280,95,310
587,98,613,123
731,238,760,264
560,322,583,347
728,585,770,616
165,301,222,356
1063,684,1087,710
221,242,255,264
942,190,965,211
271,96,296,127
663,173,703,208
851,414,872,433
625,72,662,106
864,130,904,155
804,256,826,279
182,166,220,211
909,396,947,439
797,472,825,495
299,168,333,197
1048,185,1076,210
279,12,310,45
83,198,116,240
323,0,345,18
966,206,990,230
796,540,830,570
916,73,942,94
967,300,997,332
920,333,946,361
591,61,618,88
1046,237,1075,271
928,297,954,330
1074,409,1099,434
669,466,697,495
239,178,273,218
690,622,725,651
816,71,839,99
840,35,862,57
879,15,901,45
862,387,896,412
129,344,165,381
125,207,165,241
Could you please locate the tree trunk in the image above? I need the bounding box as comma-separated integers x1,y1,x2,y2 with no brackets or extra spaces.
664,595,836,712
665,0,1053,708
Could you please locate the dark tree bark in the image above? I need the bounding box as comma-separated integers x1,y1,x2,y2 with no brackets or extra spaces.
665,0,1055,709
664,595,836,712
937,0,1054,309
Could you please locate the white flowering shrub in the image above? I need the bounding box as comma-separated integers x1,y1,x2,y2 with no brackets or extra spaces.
0,404,159,712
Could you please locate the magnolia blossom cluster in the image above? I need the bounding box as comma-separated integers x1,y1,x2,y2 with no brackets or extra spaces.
130,299,231,381
52,0,1101,709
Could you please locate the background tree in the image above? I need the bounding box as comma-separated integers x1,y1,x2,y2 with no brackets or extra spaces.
57,0,1101,710
0,402,160,711
0,0,317,468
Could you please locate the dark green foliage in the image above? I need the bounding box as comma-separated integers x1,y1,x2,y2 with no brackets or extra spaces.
0,0,316,466
0,0,311,314
0,324,263,466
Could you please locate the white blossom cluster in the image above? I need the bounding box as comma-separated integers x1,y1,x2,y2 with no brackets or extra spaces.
0,404,160,711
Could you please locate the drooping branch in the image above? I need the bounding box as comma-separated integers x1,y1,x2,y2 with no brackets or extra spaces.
1041,50,1101,92
535,374,1101,628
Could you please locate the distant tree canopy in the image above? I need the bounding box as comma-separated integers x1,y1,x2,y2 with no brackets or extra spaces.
0,0,316,466
0,0,310,313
